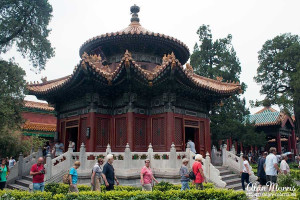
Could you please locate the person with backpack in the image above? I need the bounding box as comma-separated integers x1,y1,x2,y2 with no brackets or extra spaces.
91,157,104,191
179,158,190,191
69,161,81,193
192,154,206,190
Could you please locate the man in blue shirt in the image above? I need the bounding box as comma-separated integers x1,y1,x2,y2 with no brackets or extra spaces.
102,154,119,191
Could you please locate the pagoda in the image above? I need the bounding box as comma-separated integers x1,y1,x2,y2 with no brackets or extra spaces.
27,5,241,155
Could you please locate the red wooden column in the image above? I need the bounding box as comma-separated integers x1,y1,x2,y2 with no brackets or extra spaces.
276,132,282,154
288,135,292,152
226,139,230,150
240,142,243,153
87,112,96,151
126,112,134,149
292,129,297,155
205,118,211,155
166,112,175,151
235,141,238,153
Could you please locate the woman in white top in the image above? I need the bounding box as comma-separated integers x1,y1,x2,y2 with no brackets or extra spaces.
280,155,290,174
240,155,251,191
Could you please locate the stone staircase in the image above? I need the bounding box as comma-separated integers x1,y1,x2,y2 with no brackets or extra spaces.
215,166,242,190
7,175,32,191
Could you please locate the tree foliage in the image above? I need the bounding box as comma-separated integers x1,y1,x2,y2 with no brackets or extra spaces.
191,25,265,148
0,59,27,157
254,33,300,135
0,0,54,70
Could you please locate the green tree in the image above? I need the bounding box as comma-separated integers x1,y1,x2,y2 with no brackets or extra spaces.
0,0,54,70
254,33,300,136
0,59,27,157
191,25,264,148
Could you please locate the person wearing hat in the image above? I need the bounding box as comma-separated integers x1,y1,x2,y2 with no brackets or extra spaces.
179,158,190,191
140,159,159,191
192,154,206,189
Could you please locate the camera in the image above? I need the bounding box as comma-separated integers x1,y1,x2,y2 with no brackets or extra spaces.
40,169,45,174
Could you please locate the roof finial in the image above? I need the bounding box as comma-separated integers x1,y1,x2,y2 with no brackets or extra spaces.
130,4,140,23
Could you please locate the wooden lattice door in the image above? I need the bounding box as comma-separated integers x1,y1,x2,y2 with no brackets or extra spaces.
134,117,147,150
115,117,127,148
152,117,165,151
96,118,110,151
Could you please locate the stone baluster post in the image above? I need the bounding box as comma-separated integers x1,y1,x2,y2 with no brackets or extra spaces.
211,145,216,163
67,141,74,168
30,147,35,154
45,153,52,181
205,152,211,180
147,143,153,164
79,143,86,171
18,152,24,177
222,144,227,166
186,143,191,168
106,144,111,155
37,146,43,159
169,143,176,169
239,152,244,172
231,144,236,155
124,143,131,169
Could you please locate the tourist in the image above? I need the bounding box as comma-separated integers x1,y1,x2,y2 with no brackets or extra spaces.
140,159,159,191
69,140,76,151
30,157,46,192
43,141,51,158
54,140,64,157
91,157,104,191
8,157,16,169
69,161,80,193
257,152,267,185
265,147,281,184
280,155,290,174
187,139,196,154
0,158,10,190
240,155,251,191
102,154,119,191
192,154,206,190
179,158,190,191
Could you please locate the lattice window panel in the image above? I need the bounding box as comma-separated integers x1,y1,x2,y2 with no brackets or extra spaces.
175,118,183,146
96,118,110,147
115,117,127,147
184,120,199,127
135,118,146,147
152,117,165,147
200,121,205,146
79,118,87,146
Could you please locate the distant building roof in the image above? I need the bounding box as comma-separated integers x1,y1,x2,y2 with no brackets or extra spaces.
24,100,54,111
245,107,293,127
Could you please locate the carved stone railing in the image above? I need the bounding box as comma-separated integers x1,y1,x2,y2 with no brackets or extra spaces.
7,147,43,184
211,145,222,166
222,144,258,182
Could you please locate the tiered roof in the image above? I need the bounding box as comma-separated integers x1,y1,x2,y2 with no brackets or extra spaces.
27,51,241,96
24,100,54,111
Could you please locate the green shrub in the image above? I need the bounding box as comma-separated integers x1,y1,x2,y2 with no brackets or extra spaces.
45,182,91,195
290,169,300,180
277,173,297,188
0,190,52,200
153,181,214,191
52,189,247,200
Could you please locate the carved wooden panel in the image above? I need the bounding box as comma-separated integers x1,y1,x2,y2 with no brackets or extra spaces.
96,118,110,149
152,117,165,149
115,117,127,147
175,117,183,146
134,117,146,148
79,118,87,146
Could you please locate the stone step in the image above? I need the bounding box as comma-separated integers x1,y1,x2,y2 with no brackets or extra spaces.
7,183,29,191
220,170,232,176
226,183,243,190
15,179,32,188
215,166,227,171
224,178,240,186
221,174,240,181
22,175,33,181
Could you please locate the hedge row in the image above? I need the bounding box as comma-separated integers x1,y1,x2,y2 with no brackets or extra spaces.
44,182,215,195
0,189,247,200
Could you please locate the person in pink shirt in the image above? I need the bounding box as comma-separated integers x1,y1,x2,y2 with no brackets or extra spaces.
140,159,159,191
192,154,207,189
